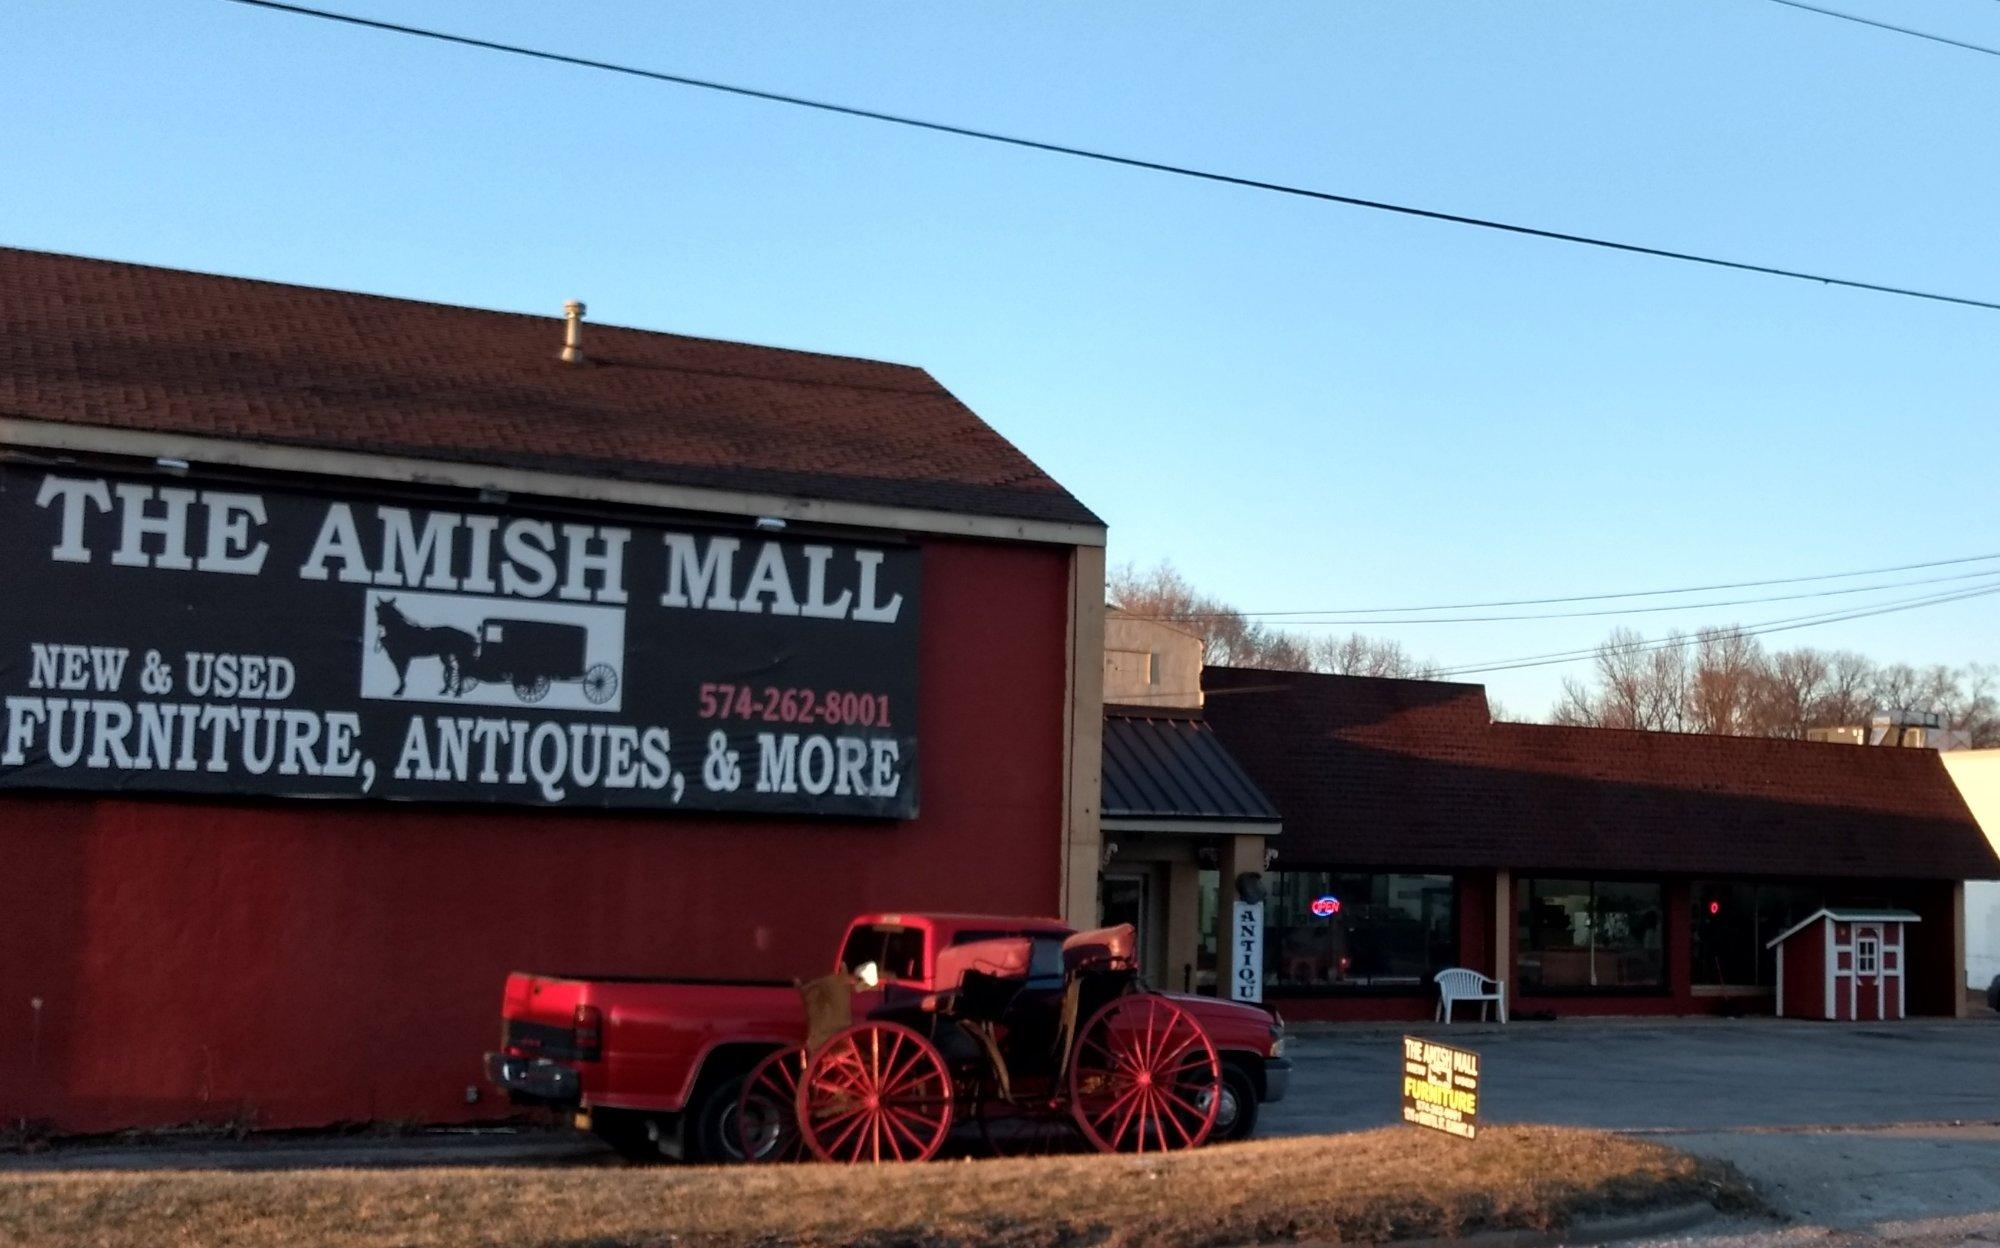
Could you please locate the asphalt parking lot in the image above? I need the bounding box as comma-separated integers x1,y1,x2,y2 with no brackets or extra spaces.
1266,1016,2000,1231
1265,1016,2000,1135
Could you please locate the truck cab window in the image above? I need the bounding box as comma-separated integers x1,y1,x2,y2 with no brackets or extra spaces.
840,925,925,982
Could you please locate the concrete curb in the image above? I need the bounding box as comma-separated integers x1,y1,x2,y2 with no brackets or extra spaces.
1277,1200,1733,1248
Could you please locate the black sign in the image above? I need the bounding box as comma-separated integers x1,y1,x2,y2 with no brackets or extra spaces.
1401,1035,1479,1140
0,462,920,816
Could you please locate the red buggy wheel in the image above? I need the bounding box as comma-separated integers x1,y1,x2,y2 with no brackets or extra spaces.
736,1047,805,1163
796,1022,953,1163
1068,995,1221,1153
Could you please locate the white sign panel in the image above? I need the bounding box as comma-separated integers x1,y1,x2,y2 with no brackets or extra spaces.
1230,899,1264,1003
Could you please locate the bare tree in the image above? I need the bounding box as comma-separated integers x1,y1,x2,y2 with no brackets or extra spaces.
1108,560,1429,676
1688,628,1765,735
1549,627,2000,747
1750,646,1831,738
1308,633,1439,679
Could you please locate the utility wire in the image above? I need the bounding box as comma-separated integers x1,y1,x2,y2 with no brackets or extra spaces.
1431,581,2000,677
221,0,2000,314
1134,566,2000,627
1129,549,2000,619
1762,0,2000,58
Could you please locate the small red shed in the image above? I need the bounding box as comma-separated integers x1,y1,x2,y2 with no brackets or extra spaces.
1767,909,1921,1021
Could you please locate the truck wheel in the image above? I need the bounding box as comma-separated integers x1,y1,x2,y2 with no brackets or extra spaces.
687,1072,752,1164
1204,1062,1261,1143
591,1109,666,1162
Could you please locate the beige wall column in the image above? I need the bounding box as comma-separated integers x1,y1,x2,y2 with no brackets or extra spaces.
1218,834,1267,901
1494,869,1514,1005
1165,858,1203,995
1060,543,1107,925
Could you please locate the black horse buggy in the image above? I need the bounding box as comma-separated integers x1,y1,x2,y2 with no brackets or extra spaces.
461,618,619,705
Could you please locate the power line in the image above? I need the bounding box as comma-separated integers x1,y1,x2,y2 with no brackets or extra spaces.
1437,582,2000,677
1762,0,2000,58
1431,581,2000,677
1133,566,2000,627
1128,549,2000,619
221,0,2000,314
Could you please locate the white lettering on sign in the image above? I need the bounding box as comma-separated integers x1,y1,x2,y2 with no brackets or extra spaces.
35,477,273,574
1230,899,1264,1003
661,534,903,623
299,503,629,604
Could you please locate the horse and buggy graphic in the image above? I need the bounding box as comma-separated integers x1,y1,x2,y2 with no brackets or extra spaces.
373,598,619,705
732,923,1225,1163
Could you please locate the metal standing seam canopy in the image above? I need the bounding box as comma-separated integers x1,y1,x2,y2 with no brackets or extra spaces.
1101,710,1281,835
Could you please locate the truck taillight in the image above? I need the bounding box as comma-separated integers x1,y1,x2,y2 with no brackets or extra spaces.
573,1004,603,1059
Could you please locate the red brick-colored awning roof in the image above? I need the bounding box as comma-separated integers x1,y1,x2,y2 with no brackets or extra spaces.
0,247,1099,528
1201,665,2000,880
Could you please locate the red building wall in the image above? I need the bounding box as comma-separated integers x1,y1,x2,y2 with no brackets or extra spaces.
1,535,1074,1134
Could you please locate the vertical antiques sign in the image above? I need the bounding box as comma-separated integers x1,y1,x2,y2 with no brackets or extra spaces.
0,462,920,816
1401,1036,1480,1139
1230,899,1264,1003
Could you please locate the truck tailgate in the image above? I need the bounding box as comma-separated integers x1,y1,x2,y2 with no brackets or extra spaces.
496,972,805,1112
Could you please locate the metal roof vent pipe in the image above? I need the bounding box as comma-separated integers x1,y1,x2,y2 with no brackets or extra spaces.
560,299,587,365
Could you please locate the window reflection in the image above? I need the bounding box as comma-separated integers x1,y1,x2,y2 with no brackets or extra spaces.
1262,872,1455,993
1518,879,1664,991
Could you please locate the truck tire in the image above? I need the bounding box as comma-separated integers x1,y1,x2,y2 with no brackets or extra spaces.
1207,1061,1261,1144
592,1109,666,1162
687,1071,751,1164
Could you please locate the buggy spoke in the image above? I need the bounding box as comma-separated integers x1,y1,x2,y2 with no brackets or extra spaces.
1107,1084,1146,1145
882,1109,930,1155
886,1104,947,1136
1153,1029,1198,1070
823,1110,870,1159
1160,1053,1217,1080
1155,1084,1207,1121
1079,1034,1143,1077
1083,1079,1144,1124
1158,1091,1196,1145
880,1042,929,1094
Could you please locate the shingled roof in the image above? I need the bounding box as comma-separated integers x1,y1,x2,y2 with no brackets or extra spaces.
0,247,1099,528
1201,666,2000,881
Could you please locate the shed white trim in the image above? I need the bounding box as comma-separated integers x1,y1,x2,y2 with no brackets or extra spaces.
1765,908,1922,950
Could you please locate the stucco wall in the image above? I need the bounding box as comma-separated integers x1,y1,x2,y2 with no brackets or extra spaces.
1941,750,2000,989
1103,613,1203,709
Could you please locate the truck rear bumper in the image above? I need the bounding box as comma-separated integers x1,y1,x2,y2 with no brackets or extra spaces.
485,1052,582,1107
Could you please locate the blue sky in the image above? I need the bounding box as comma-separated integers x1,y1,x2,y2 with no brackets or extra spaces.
8,1,1998,714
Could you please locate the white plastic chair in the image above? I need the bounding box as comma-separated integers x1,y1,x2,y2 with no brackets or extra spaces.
1433,968,1507,1024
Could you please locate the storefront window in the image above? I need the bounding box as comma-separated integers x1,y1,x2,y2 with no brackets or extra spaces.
1517,879,1664,991
1263,872,1455,992
1690,882,1822,987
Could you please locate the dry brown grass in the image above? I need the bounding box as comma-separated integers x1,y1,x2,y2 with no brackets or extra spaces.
0,1126,1756,1248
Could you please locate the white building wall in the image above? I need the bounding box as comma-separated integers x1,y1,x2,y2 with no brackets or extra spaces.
1940,749,2000,989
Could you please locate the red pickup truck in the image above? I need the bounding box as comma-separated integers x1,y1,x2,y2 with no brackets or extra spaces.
487,911,1291,1162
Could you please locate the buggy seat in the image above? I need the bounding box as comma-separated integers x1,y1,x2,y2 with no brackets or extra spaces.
1060,924,1137,974
923,936,1034,1019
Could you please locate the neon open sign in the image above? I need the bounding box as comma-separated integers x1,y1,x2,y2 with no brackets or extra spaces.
1310,895,1342,918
